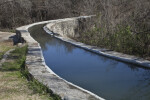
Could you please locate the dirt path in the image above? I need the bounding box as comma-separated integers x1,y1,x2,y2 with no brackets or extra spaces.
0,31,15,42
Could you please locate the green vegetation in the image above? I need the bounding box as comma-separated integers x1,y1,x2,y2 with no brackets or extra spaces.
0,53,3,60
1,45,27,71
28,79,61,100
76,25,150,59
0,41,15,60
0,45,61,100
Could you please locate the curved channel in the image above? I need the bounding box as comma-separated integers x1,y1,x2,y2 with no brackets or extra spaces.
29,24,150,100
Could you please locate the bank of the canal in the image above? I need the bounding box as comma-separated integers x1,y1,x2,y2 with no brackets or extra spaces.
16,16,105,100
29,24,150,100
16,16,150,100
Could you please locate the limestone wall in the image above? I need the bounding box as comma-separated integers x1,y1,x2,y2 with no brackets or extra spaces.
45,17,150,68
46,16,95,38
15,15,150,100
16,17,104,100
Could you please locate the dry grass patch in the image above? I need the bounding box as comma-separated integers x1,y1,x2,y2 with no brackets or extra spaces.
0,40,15,60
0,45,60,100
0,40,14,51
0,71,49,100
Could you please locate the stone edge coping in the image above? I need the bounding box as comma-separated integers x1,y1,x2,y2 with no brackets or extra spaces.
45,19,150,69
16,16,105,100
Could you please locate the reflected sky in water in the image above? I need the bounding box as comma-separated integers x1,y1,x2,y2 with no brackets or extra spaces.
29,24,150,100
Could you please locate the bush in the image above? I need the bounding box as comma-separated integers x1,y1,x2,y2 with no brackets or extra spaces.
76,25,150,58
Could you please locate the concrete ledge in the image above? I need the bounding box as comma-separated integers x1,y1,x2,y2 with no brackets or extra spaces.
45,18,150,69
16,16,104,100
46,16,95,38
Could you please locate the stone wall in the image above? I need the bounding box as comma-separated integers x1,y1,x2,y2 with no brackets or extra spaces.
46,16,95,38
15,15,150,100
45,17,150,68
16,17,104,100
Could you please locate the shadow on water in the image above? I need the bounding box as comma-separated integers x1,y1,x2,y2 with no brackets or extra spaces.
29,24,150,100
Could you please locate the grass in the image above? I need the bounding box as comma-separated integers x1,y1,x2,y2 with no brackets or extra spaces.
1,45,27,71
0,45,61,100
0,53,4,60
0,71,49,100
0,41,15,60
28,78,61,100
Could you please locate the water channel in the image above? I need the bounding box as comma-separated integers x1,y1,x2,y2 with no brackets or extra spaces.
29,24,150,100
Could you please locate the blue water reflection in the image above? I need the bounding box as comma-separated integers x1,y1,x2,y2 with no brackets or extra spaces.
29,25,150,100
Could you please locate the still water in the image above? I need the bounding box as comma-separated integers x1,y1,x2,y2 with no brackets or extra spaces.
29,25,150,100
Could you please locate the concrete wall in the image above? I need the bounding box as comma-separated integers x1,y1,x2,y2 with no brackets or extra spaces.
45,17,150,68
15,15,150,100
16,17,104,100
46,16,95,38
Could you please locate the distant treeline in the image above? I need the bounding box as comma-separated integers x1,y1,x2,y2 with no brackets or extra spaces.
0,0,149,58
0,0,149,33
0,0,99,29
